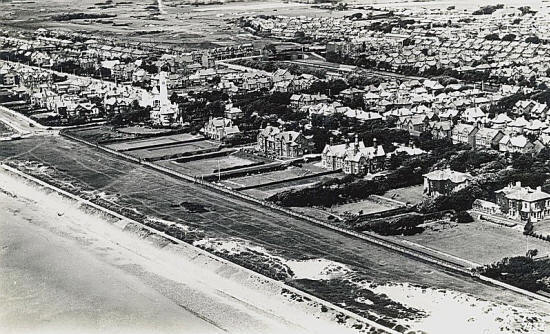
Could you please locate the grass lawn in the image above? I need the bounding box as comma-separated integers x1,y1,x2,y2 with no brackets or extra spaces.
106,133,201,151
128,140,219,160
161,155,257,176
330,198,398,216
226,167,314,188
398,217,550,265
533,220,550,238
67,126,136,144
382,185,424,205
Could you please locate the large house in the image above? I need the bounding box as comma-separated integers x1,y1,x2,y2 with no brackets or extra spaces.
498,134,534,154
256,126,309,158
321,135,386,175
451,123,478,147
423,169,472,197
495,182,550,223
476,127,505,149
290,93,330,110
396,115,429,136
431,121,453,140
202,117,240,140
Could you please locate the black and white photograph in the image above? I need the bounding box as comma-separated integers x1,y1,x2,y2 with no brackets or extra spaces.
1,1,550,333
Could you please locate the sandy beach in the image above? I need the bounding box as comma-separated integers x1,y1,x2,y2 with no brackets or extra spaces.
0,168,362,334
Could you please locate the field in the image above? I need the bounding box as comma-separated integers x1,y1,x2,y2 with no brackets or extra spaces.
224,164,336,199
1,136,550,333
399,217,550,265
105,133,201,151
127,139,219,160
0,0,331,50
66,126,136,143
330,197,399,216
382,185,424,205
159,154,257,176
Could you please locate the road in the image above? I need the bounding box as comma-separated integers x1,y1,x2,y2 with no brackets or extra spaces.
0,106,55,136
0,136,549,334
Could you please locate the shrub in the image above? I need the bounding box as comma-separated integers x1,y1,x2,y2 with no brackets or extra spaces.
453,211,474,224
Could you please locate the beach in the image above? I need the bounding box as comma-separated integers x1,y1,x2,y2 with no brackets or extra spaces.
0,168,362,334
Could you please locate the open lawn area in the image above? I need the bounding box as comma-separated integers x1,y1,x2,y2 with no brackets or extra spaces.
67,126,136,143
159,154,257,176
127,140,219,160
382,185,424,205
106,133,201,151
398,217,550,265
330,197,399,216
225,167,315,189
533,220,550,238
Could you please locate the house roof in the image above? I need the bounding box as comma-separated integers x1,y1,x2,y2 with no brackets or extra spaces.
423,169,472,184
497,184,550,202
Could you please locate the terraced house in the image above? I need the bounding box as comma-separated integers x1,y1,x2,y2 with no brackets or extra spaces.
256,126,308,158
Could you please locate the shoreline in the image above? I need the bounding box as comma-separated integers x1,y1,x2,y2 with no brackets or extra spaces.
0,164,397,334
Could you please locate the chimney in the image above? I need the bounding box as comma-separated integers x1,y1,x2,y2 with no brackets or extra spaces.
516,181,521,188
355,133,359,146
329,137,334,145
537,186,542,192
373,137,378,150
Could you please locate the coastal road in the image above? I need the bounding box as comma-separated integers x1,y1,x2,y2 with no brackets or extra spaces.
1,136,549,334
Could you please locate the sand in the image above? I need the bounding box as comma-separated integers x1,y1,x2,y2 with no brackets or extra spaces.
191,235,550,334
0,168,362,334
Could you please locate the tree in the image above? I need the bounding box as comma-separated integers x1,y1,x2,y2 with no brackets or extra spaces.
502,33,516,41
524,221,534,235
453,211,474,224
484,33,500,41
525,35,541,44
511,153,534,171
526,249,539,259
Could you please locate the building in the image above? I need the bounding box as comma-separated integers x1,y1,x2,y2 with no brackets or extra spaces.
224,104,244,120
475,127,505,149
495,182,550,223
423,169,472,197
202,117,240,140
498,134,534,154
256,126,309,158
451,123,478,147
431,121,453,139
321,135,385,175
150,72,179,127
